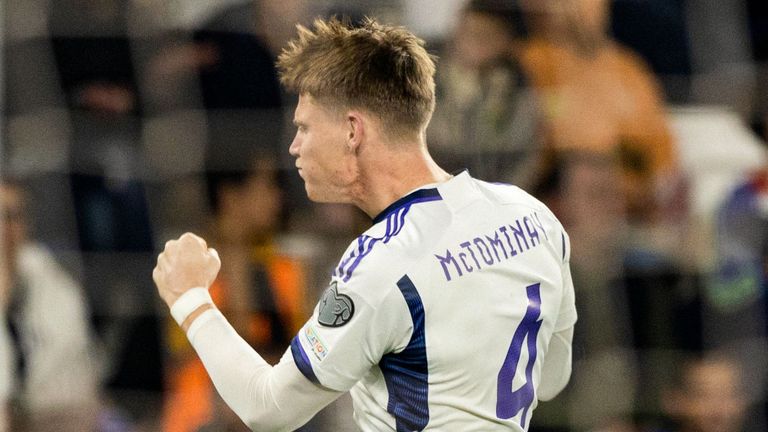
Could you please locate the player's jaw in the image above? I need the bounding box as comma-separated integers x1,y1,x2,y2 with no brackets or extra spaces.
296,160,359,204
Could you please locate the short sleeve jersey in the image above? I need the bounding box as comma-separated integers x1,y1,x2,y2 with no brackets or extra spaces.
290,172,577,431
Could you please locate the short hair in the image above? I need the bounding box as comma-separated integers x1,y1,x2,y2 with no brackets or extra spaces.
276,17,437,139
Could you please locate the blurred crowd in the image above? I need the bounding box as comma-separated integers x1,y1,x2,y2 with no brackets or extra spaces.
1,0,767,431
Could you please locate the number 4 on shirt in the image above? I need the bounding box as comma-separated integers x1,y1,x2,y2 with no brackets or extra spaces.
496,283,542,426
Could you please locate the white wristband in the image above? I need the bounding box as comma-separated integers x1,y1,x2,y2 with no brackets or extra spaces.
186,308,222,342
170,287,214,326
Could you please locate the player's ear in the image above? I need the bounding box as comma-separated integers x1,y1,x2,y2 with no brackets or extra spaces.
346,111,364,153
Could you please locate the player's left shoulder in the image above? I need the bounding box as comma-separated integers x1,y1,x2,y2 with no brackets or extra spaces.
476,178,559,219
475,178,570,255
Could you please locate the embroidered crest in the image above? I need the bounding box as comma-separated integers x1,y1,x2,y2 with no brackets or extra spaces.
317,282,355,327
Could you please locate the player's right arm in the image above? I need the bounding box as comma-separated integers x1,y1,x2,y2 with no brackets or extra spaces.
183,306,343,431
153,233,344,431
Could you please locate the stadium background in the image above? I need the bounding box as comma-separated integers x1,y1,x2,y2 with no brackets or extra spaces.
1,0,767,431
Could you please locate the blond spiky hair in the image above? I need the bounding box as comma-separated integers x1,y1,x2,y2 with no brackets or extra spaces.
277,17,437,138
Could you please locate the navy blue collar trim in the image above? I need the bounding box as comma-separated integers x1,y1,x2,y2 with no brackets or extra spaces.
372,188,442,225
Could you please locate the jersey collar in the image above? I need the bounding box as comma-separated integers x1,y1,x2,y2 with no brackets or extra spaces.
372,187,443,225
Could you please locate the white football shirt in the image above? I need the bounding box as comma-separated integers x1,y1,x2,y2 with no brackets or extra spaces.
291,171,577,431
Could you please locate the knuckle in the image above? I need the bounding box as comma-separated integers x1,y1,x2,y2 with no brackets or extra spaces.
184,232,206,249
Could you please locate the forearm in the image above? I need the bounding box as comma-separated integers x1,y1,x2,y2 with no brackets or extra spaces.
154,234,343,430
183,307,342,431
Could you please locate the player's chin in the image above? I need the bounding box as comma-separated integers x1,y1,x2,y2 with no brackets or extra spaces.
303,183,325,202
305,189,332,203
304,184,343,204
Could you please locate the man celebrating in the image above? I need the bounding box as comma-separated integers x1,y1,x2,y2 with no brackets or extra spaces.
153,18,576,431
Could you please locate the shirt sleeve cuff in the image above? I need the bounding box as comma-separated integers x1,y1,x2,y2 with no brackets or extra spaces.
186,308,223,341
170,287,213,326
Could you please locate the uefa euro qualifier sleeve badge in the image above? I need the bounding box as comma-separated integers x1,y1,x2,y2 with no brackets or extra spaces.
317,282,355,327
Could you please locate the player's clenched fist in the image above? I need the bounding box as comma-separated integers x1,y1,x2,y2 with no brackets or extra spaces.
153,232,221,308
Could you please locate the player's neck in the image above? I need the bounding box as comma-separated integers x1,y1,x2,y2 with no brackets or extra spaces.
351,143,451,219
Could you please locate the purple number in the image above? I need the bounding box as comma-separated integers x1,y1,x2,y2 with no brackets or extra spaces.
496,283,542,425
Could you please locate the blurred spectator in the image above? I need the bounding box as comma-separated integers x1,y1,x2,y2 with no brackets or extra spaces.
520,0,682,226
529,152,640,432
655,353,749,432
612,0,768,136
162,154,311,432
544,152,627,273
706,168,768,425
255,0,312,56
711,168,768,339
0,179,100,432
50,1,138,115
144,0,285,162
517,0,685,429
608,0,691,105
679,0,757,124
48,0,165,425
429,0,544,189
3,1,766,431
142,0,298,238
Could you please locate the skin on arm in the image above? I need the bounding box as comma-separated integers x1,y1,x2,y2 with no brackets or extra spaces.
152,232,221,310
180,303,215,332
152,233,343,431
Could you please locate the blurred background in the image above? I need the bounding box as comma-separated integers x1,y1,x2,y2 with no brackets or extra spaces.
0,0,766,431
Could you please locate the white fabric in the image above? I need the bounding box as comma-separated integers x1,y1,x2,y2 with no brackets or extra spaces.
537,327,574,401
187,172,576,431
293,172,576,431
12,243,99,412
537,267,575,401
188,308,343,431
170,287,213,326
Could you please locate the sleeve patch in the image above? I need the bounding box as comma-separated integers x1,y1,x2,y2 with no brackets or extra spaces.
304,325,329,361
317,282,355,327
